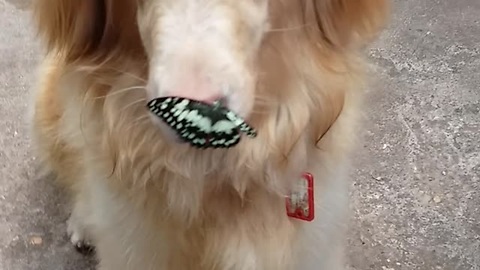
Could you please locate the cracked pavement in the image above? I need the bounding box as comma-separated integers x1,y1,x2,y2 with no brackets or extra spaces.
1,0,479,269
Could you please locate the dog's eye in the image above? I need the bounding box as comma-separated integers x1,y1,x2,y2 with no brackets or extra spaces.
147,97,257,149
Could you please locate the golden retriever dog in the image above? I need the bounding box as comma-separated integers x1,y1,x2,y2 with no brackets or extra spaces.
29,0,389,269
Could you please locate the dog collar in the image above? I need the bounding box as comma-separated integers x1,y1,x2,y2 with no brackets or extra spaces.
286,172,315,222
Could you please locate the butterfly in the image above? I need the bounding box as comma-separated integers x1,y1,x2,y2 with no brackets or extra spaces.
146,97,257,148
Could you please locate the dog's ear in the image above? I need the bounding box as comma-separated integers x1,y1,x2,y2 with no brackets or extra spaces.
304,0,390,49
33,0,106,61
33,0,142,62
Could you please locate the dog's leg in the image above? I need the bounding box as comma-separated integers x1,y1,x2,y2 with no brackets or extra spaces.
81,174,170,270
30,59,96,255
67,193,95,255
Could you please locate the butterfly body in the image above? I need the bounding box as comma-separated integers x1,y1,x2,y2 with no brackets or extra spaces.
147,97,257,149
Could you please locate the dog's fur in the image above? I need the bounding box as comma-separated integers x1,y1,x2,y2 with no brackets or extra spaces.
30,0,389,269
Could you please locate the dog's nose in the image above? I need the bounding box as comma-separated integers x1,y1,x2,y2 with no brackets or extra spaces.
168,92,223,105
160,67,226,105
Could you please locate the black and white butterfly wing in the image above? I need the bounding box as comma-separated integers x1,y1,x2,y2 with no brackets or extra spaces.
208,120,242,148
225,111,257,138
147,97,208,145
146,97,181,127
179,116,242,148
147,97,256,149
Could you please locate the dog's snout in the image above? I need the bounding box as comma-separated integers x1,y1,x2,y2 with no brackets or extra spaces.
142,0,266,122
162,70,225,105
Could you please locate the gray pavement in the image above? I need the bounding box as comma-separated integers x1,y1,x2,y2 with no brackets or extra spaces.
0,0,479,269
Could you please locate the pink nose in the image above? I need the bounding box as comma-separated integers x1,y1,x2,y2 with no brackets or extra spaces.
162,71,225,105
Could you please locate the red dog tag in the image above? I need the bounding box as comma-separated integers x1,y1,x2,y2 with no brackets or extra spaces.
286,173,315,222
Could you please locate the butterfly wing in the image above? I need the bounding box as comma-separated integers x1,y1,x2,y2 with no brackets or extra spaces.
147,97,256,149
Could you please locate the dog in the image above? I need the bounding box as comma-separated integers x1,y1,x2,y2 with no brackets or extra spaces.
29,0,389,269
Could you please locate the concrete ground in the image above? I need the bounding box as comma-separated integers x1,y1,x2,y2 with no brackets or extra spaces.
0,0,478,269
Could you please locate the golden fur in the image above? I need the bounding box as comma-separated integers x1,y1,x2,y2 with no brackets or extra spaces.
30,0,389,269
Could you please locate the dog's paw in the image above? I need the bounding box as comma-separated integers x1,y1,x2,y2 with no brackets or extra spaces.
73,240,95,255
67,214,95,255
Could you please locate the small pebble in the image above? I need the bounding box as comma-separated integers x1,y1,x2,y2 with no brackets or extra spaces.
421,194,432,205
433,196,442,203
30,236,43,245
